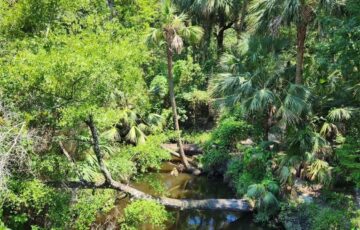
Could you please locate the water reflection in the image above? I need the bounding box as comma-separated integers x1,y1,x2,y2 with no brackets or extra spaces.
169,209,262,230
97,162,263,229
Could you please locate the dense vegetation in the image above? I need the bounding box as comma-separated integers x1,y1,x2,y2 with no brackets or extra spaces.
0,0,359,229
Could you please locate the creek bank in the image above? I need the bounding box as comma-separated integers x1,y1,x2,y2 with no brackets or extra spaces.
96,162,262,229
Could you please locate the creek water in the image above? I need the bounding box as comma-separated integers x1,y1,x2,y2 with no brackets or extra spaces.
96,162,262,230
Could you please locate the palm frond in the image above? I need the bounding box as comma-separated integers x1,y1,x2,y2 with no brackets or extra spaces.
125,126,146,145
147,28,164,45
320,122,338,137
327,107,353,121
247,183,266,198
262,191,279,208
179,25,204,44
248,88,275,112
307,159,332,186
101,127,120,142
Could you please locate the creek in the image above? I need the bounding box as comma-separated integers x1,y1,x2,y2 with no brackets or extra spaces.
96,162,262,229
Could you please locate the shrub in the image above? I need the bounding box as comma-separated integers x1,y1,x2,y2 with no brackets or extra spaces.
202,118,253,173
122,200,171,230
224,158,243,185
70,190,115,230
279,202,318,230
313,208,349,230
2,179,71,229
201,148,231,173
210,118,253,149
335,137,360,186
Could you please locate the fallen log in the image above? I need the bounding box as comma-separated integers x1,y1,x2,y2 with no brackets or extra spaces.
83,115,252,212
49,180,252,211
161,145,194,163
161,143,203,156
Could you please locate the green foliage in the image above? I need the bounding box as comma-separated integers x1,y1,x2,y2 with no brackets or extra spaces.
131,134,171,173
335,137,360,186
210,118,253,149
108,134,170,177
31,154,75,181
174,55,206,92
202,117,254,173
122,200,171,230
150,75,169,104
279,196,356,230
201,148,231,173
2,179,71,229
313,208,349,230
1,0,360,228
70,189,115,230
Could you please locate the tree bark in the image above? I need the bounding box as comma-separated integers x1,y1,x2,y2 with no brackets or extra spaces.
161,143,203,155
106,0,116,19
235,0,248,41
83,115,252,212
217,13,226,56
295,23,307,84
166,44,190,169
200,19,213,65
264,105,275,141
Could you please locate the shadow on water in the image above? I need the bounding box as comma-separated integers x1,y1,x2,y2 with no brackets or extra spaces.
97,162,263,229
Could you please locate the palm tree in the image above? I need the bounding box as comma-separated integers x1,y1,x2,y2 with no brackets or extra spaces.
212,35,312,140
174,0,242,55
147,1,203,169
249,0,338,84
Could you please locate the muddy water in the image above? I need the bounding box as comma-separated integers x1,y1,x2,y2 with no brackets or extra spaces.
97,163,262,229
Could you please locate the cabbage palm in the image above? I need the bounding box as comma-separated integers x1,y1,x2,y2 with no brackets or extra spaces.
174,0,243,54
249,0,339,84
212,38,312,140
246,180,279,211
147,1,203,169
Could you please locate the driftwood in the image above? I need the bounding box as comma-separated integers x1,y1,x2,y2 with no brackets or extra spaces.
161,145,194,163
160,145,201,175
161,143,203,156
83,115,252,212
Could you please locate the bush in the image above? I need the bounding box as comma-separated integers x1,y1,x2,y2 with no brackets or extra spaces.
70,190,115,230
201,118,253,173
279,202,318,230
313,208,349,230
210,118,253,149
201,148,231,173
279,202,353,230
225,146,271,196
122,200,171,230
2,179,71,229
335,137,360,186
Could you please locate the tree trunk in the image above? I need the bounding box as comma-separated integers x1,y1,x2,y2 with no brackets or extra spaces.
166,45,190,169
217,29,225,56
106,0,116,19
217,13,226,56
295,23,307,84
83,115,252,212
235,0,248,41
263,105,274,141
200,19,213,65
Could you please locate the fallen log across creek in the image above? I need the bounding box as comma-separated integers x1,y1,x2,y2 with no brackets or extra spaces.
161,143,203,155
69,115,254,212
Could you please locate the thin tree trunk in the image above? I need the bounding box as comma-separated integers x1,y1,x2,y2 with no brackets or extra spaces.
106,0,116,19
201,19,213,64
217,12,226,56
295,23,307,84
264,106,274,141
217,29,225,56
166,45,190,169
235,0,248,41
